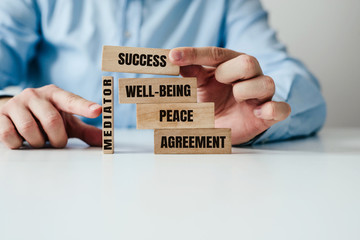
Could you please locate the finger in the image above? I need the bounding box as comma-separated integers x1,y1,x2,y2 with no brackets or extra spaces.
169,47,241,67
0,115,23,149
180,65,215,87
6,106,45,148
253,101,291,126
67,115,102,147
40,85,101,118
232,75,275,103
27,98,68,148
215,54,263,83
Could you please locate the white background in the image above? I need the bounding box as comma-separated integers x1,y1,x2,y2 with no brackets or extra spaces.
262,0,360,127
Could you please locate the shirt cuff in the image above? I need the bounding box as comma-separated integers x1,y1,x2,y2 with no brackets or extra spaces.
0,90,13,98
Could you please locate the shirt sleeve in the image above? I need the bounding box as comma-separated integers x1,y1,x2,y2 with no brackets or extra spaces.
223,0,326,144
0,0,40,93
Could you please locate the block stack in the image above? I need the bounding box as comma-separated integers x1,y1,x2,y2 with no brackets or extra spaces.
101,46,231,154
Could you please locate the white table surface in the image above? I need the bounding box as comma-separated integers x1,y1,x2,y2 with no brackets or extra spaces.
1,128,359,240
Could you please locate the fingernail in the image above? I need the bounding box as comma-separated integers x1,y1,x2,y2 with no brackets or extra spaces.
254,107,262,118
170,50,183,61
89,103,101,111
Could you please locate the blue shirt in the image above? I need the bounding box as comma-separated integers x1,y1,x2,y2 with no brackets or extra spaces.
0,0,326,144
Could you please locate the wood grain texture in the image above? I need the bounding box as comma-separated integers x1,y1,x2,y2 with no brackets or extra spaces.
118,77,197,103
136,103,215,129
102,76,114,154
102,46,180,75
154,128,232,154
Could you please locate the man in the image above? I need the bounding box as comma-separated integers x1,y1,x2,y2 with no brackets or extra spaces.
0,0,326,149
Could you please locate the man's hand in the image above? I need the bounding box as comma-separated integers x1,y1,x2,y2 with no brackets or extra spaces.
169,47,291,145
0,84,102,149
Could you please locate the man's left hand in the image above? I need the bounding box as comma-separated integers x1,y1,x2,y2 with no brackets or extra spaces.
169,47,291,145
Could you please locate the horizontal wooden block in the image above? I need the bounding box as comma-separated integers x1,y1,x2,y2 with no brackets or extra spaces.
102,46,180,75
102,76,114,154
137,103,215,129
154,128,232,154
119,77,197,103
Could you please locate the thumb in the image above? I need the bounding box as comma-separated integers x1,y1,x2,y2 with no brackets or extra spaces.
169,47,240,67
66,115,102,147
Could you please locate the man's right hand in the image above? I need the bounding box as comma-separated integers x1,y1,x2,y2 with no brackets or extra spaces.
0,84,102,149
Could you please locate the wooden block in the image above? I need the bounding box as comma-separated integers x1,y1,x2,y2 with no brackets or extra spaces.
102,76,114,154
119,77,197,104
102,46,180,75
154,128,232,154
137,103,215,129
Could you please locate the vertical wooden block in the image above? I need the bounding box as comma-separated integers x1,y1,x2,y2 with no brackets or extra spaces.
102,76,114,154
136,103,215,129
102,46,180,75
118,77,197,103
154,128,232,154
